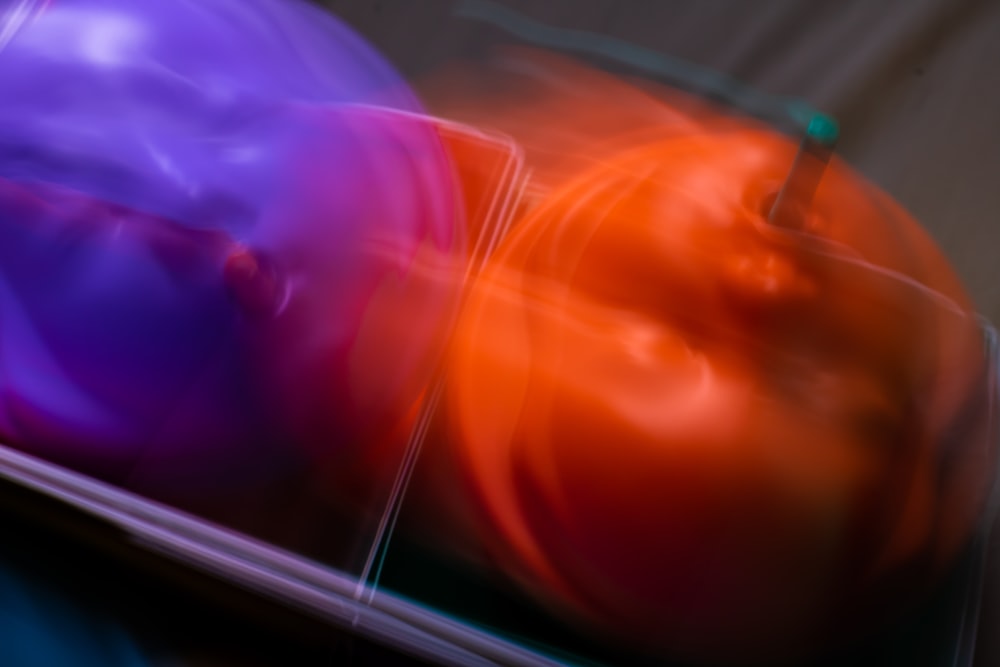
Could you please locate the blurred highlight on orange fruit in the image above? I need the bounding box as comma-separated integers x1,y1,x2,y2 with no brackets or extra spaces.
414,50,994,663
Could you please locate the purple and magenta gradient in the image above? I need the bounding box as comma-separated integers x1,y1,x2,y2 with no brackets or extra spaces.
0,0,464,494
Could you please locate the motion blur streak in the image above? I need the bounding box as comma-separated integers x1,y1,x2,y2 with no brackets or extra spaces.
0,0,466,502
417,49,995,664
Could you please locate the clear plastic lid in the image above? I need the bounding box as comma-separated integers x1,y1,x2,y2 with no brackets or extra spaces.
0,2,995,666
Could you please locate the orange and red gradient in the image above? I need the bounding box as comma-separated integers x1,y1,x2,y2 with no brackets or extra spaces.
422,50,993,664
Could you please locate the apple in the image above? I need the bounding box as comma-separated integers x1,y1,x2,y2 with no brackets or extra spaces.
445,126,993,664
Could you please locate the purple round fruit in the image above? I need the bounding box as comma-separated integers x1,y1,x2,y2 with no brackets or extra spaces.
0,0,464,494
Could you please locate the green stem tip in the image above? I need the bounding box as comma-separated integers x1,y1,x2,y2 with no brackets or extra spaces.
768,113,839,228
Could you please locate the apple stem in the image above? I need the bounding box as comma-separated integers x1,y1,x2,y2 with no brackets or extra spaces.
768,113,839,229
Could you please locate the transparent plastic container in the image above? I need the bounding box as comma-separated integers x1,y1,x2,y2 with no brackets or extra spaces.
0,2,996,666
0,110,532,665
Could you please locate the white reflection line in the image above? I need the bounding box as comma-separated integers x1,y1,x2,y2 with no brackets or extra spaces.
0,0,35,52
0,445,566,666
